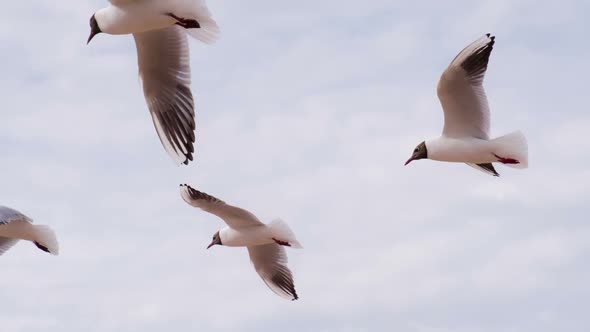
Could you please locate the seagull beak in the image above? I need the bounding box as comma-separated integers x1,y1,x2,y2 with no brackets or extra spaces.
87,31,97,45
206,241,215,249
404,156,415,166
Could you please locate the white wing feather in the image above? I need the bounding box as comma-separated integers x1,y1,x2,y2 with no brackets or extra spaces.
0,206,31,225
437,34,496,139
0,237,19,255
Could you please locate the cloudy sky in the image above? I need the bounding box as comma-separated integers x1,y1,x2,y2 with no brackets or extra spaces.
1,0,589,331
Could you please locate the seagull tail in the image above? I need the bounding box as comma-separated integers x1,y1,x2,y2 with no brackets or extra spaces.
187,15,220,44
268,219,303,249
181,0,220,44
32,225,59,256
492,130,529,169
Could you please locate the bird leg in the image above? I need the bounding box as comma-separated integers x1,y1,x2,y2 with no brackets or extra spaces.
272,238,291,247
34,241,50,253
493,154,520,165
166,13,201,29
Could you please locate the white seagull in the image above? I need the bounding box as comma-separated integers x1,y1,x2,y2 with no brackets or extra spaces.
87,0,220,165
180,184,302,300
0,206,59,256
405,34,528,176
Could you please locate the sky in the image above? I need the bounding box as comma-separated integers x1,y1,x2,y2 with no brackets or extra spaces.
1,0,589,331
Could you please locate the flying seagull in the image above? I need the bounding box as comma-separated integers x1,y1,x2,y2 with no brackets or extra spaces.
87,0,220,165
0,206,59,255
405,34,528,176
180,184,302,300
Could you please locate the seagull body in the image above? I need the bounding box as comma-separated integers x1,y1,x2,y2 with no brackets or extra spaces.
218,225,288,248
94,4,175,35
88,0,219,165
0,206,59,255
180,185,302,300
426,136,504,163
406,34,528,176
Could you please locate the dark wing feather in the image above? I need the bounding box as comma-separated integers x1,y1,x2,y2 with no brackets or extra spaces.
247,243,298,300
179,184,263,228
134,26,196,165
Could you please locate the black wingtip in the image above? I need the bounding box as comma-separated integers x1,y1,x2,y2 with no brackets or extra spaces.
180,183,193,190
184,153,195,165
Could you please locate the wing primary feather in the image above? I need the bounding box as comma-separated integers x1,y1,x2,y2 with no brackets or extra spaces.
460,35,495,84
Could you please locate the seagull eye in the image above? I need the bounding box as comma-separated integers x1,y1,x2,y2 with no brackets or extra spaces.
414,148,419,153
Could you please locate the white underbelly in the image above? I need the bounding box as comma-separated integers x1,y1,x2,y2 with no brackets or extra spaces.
428,138,496,163
221,227,274,247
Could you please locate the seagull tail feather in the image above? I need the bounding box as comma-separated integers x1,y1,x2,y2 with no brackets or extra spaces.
268,219,302,249
492,130,529,169
179,0,220,44
32,225,59,256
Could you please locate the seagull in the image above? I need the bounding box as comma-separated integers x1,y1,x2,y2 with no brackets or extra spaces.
0,206,59,256
87,0,220,165
180,184,302,300
405,34,528,176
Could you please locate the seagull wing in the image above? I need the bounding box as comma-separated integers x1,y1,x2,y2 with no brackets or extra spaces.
0,206,30,256
179,185,264,229
247,243,298,300
0,206,31,225
0,237,19,255
437,34,495,139
134,26,196,165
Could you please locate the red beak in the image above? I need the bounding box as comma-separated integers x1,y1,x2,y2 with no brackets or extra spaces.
405,157,414,166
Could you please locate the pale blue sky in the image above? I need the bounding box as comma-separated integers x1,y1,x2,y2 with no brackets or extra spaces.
1,1,589,331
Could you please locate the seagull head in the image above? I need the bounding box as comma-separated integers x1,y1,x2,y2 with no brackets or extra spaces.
87,14,102,44
405,141,428,166
207,231,222,249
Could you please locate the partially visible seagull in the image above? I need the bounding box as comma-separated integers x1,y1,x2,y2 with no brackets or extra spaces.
0,206,59,256
87,0,220,165
180,184,302,300
405,34,528,176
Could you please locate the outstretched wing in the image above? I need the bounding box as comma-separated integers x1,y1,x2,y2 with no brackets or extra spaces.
134,26,196,165
179,184,263,229
0,206,31,225
437,34,495,139
0,206,30,256
247,243,298,300
0,237,19,255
